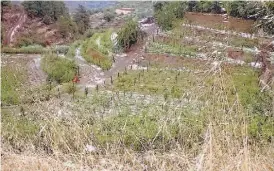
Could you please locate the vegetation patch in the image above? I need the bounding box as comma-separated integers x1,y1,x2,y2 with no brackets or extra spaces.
81,30,113,70
41,53,77,83
117,19,144,50
1,60,28,105
231,37,259,48
66,40,82,58
92,109,205,151
114,69,204,98
2,109,40,150
147,42,197,57
225,66,272,114
2,45,48,54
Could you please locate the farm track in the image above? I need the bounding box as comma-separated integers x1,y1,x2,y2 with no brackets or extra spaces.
75,24,158,90
6,9,27,46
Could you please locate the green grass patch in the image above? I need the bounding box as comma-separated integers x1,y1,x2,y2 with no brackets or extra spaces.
2,45,48,54
147,42,197,57
1,62,28,105
2,109,40,149
231,37,258,48
248,114,274,141
81,30,113,70
225,66,273,114
92,108,205,151
114,69,203,98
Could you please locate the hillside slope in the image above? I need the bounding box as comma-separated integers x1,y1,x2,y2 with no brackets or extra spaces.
1,4,68,47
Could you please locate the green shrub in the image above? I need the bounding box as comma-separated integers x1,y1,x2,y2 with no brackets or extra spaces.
64,82,77,94
248,114,274,141
53,45,70,54
103,12,115,22
117,19,143,50
83,29,94,39
15,33,48,47
41,54,77,83
16,37,33,47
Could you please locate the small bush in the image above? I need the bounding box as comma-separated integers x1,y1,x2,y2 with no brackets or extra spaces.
53,45,70,54
103,12,115,22
63,82,77,94
15,33,48,47
16,37,33,47
117,19,143,50
83,29,94,39
248,114,274,141
41,53,77,83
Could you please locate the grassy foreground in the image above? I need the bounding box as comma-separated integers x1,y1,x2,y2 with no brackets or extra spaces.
2,61,273,170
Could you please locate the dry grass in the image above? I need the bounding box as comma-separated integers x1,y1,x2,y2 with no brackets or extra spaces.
2,60,274,170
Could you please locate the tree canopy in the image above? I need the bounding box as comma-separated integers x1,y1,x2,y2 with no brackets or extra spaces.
22,1,69,24
154,1,274,34
73,5,90,34
117,19,143,50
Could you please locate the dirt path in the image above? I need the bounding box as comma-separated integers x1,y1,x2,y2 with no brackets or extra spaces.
6,9,27,46
75,48,105,89
27,55,47,86
74,24,157,89
75,46,142,89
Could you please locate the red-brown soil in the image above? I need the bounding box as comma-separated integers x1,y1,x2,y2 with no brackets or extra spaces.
185,12,255,33
1,5,67,47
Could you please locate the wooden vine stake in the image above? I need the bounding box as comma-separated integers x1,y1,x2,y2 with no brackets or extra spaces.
85,87,88,97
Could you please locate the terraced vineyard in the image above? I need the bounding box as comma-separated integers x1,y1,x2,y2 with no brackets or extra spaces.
1,4,274,171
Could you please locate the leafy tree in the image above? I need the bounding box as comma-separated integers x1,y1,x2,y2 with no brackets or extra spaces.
155,7,175,31
254,2,274,34
211,1,222,14
117,19,143,50
104,12,115,22
1,1,11,7
22,1,68,23
73,5,90,34
153,2,168,13
57,16,78,38
187,1,198,12
154,2,186,31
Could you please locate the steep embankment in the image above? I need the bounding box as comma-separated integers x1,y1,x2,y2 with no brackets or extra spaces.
6,10,27,45
1,4,68,47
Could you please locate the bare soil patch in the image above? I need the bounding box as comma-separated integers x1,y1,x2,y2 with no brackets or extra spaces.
185,12,255,33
